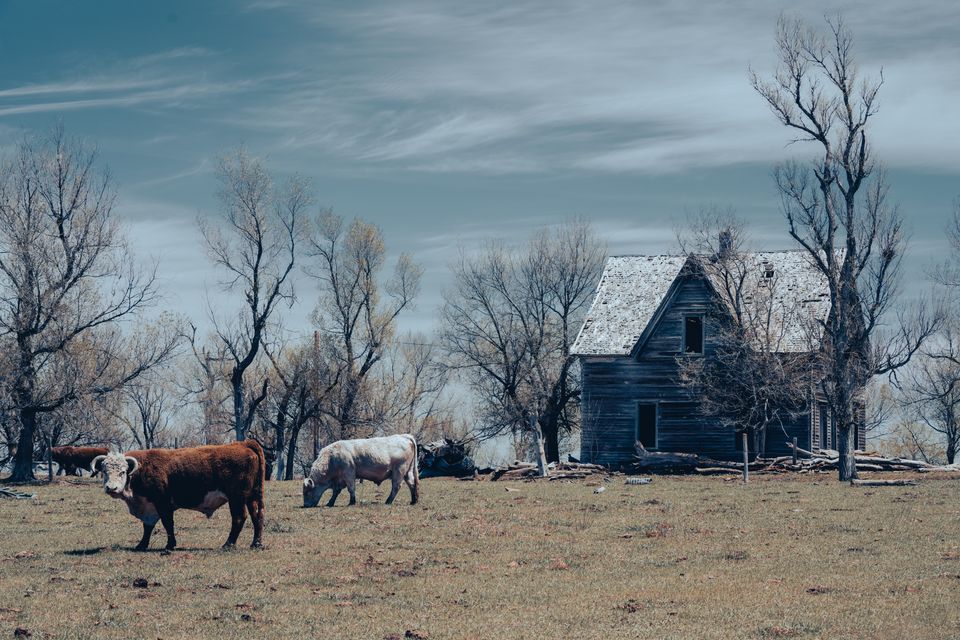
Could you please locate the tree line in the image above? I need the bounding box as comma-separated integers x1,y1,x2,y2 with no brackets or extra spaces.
0,133,604,482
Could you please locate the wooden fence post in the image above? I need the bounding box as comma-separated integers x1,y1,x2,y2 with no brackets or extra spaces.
792,437,798,465
742,431,749,484
47,434,53,483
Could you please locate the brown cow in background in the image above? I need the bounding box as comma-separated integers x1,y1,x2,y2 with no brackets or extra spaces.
51,446,109,477
93,440,266,551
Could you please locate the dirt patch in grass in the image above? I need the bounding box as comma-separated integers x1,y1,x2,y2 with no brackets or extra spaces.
0,474,958,638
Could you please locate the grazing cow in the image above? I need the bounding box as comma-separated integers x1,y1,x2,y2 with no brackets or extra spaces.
51,446,109,477
302,434,419,508
92,440,266,551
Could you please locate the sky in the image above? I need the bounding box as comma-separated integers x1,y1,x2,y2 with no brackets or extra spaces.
0,0,958,337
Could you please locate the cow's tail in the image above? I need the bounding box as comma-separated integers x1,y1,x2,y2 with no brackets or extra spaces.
409,435,420,504
244,439,267,499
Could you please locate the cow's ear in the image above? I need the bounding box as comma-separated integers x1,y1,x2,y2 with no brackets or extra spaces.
90,455,107,474
303,478,314,489
125,456,140,476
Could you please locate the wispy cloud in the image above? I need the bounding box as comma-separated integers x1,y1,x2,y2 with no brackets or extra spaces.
0,47,255,119
233,0,960,174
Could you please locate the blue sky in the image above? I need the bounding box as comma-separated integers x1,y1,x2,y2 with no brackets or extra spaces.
0,0,958,335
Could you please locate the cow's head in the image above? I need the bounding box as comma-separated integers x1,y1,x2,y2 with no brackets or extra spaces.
92,452,139,499
302,477,325,508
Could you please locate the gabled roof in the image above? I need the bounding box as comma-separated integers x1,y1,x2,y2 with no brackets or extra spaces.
571,255,687,356
571,250,831,357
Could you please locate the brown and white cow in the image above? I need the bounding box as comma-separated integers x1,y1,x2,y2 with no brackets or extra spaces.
52,446,109,477
302,434,419,508
92,440,266,551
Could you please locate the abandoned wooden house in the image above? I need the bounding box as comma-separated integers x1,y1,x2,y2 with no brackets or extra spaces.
571,251,866,465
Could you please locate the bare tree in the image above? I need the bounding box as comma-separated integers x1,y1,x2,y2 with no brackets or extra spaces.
878,416,943,464
366,335,456,442
751,16,939,480
677,214,817,482
0,128,178,481
259,334,338,480
441,220,604,462
306,212,422,439
181,325,232,445
898,324,960,464
199,149,310,441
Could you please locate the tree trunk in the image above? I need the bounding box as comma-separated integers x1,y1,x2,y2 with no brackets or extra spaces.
9,407,37,482
532,416,548,477
541,416,561,464
836,423,858,481
285,419,305,481
273,395,290,481
947,437,956,465
232,372,245,442
741,431,749,484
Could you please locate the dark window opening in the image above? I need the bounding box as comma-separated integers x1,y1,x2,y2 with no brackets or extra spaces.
818,403,829,450
683,316,704,354
637,403,658,449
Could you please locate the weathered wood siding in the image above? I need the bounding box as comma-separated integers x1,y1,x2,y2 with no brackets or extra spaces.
810,395,868,452
580,272,813,465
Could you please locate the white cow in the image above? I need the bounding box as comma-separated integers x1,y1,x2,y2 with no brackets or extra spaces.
302,434,419,508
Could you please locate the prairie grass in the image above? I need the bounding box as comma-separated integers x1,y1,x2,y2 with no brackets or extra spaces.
1,473,958,639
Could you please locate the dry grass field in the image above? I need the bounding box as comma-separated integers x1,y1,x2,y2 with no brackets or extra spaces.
1,473,959,639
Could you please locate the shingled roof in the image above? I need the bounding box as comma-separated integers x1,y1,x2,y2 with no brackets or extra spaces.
571,250,831,356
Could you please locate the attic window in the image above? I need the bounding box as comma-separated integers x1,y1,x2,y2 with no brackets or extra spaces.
683,316,704,355
762,261,775,279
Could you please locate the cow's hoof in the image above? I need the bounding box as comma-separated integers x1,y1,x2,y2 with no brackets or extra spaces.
221,542,236,550
134,545,149,552
251,540,263,549
159,549,172,557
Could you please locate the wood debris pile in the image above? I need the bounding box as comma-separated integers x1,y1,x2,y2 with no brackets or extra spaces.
752,443,960,475
489,461,608,481
626,442,960,476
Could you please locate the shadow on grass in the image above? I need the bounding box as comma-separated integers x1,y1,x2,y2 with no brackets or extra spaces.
63,547,107,556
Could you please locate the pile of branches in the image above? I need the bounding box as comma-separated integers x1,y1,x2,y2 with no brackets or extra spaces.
418,439,477,478
626,442,960,476
489,461,608,481
757,443,960,474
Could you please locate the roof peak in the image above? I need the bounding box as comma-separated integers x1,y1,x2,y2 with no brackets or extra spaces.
610,249,809,259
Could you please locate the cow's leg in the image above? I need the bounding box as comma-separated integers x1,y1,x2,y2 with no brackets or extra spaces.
158,508,177,550
56,465,64,476
346,474,357,506
245,498,264,549
385,469,402,505
134,522,156,551
223,498,247,548
326,483,343,507
405,465,419,505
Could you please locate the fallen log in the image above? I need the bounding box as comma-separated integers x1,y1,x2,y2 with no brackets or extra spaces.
850,478,918,487
695,467,742,475
548,472,590,481
0,487,35,499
